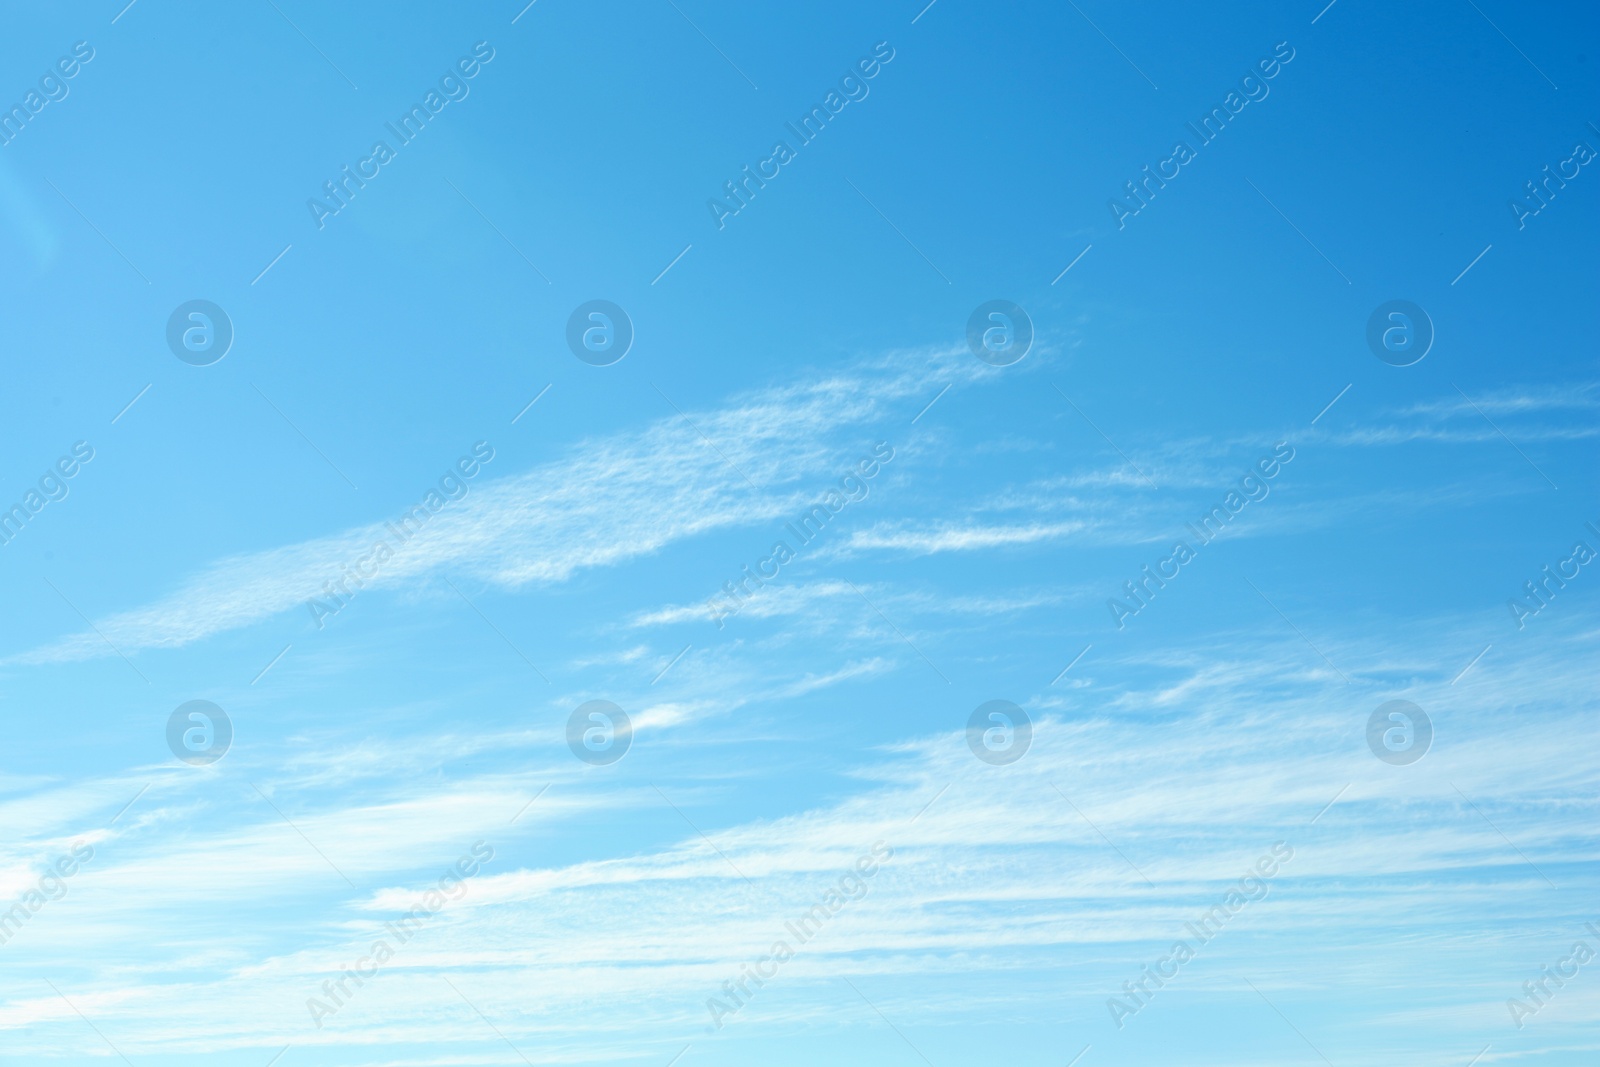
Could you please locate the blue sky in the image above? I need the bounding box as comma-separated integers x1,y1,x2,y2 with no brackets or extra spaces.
1,0,1597,1064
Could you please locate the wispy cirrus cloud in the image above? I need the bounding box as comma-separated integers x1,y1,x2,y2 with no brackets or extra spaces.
6,351,991,667
2,615,1594,1062
21,370,1573,669
1322,382,1600,446
840,518,1088,554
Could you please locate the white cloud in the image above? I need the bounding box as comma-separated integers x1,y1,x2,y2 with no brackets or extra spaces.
8,351,988,666
1,616,1593,1058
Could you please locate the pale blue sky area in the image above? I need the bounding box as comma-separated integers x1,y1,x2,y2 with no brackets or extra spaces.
0,1,1596,1065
